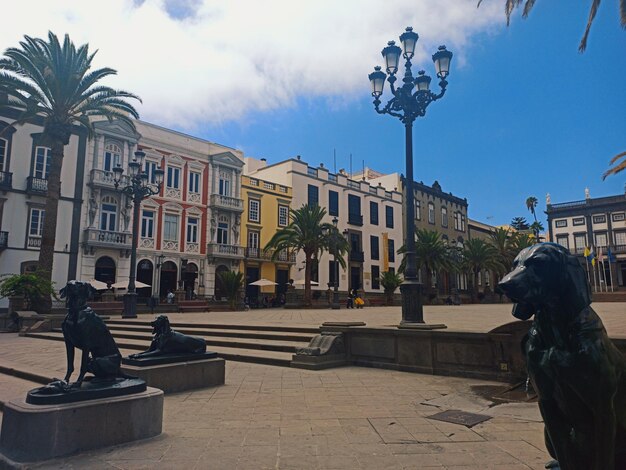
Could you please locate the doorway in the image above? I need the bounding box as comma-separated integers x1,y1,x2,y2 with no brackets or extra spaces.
137,259,153,299
183,262,198,299
95,256,116,286
350,266,361,292
246,266,260,306
214,265,229,300
159,261,178,298
276,269,289,297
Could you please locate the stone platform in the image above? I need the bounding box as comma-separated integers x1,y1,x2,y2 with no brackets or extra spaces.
0,387,163,463
121,357,225,394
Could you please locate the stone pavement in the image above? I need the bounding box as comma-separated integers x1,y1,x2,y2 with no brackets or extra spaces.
134,302,626,336
0,335,551,469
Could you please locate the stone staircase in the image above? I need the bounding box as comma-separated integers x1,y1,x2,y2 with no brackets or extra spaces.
22,319,320,368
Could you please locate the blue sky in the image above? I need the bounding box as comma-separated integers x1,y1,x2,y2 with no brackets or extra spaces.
2,1,624,228
197,3,626,227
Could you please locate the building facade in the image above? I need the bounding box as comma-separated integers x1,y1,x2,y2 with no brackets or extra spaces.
0,110,87,310
547,190,626,288
240,175,294,304
247,156,404,296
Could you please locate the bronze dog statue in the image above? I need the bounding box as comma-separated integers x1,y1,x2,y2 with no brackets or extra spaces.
60,281,124,387
498,243,626,470
129,315,206,359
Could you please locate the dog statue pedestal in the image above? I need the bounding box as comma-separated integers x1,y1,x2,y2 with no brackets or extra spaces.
0,387,163,464
122,354,225,394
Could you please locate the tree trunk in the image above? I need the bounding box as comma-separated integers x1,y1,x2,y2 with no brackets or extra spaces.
304,253,312,307
424,267,432,300
472,269,479,303
37,140,64,315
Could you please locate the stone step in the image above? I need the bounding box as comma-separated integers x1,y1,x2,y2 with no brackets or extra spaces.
0,373,44,409
105,319,320,334
23,332,294,368
106,324,314,342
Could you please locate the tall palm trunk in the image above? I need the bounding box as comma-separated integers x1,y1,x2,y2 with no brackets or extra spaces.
37,140,64,315
304,252,313,306
472,269,480,303
424,267,432,299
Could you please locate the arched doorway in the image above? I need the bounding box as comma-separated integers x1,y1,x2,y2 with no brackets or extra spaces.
183,262,198,299
159,261,177,298
137,259,153,299
95,256,116,286
214,265,229,301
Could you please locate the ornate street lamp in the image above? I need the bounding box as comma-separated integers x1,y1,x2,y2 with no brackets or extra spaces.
369,27,452,328
114,150,164,318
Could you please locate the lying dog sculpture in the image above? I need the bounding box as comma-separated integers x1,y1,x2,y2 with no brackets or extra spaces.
128,315,206,359
60,281,124,387
498,243,626,470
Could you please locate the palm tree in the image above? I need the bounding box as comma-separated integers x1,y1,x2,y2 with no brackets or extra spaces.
489,227,516,278
398,229,455,299
479,0,626,52
509,231,535,255
265,204,348,306
461,238,503,303
529,220,545,242
510,216,530,231
525,196,538,222
217,270,244,310
602,151,626,179
0,32,140,314
379,271,403,306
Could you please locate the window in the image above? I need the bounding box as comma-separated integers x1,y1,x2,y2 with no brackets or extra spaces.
219,172,231,196
141,210,154,238
29,208,45,236
370,201,379,225
167,166,181,189
461,214,466,232
556,235,569,249
145,161,158,184
388,239,395,263
385,206,394,228
100,197,117,231
311,259,319,283
441,207,448,228
248,199,260,223
189,171,201,194
248,231,259,249
612,212,625,222
615,231,626,246
278,205,289,227
574,234,587,252
428,202,435,224
103,143,121,172
595,232,608,247
573,217,585,226
348,194,361,224
370,235,380,260
307,185,319,206
0,137,7,172
593,215,607,224
217,222,229,244
34,146,51,179
328,260,338,285
187,217,199,243
350,233,361,253
555,219,567,228
163,214,179,241
328,190,339,216
454,212,459,230
371,266,380,290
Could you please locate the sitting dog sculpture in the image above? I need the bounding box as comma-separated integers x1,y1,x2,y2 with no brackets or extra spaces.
128,315,206,359
498,243,626,470
60,281,124,387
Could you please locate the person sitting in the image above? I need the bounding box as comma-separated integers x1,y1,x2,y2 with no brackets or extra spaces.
166,290,175,304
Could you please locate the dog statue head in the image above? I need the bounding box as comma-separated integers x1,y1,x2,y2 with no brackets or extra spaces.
60,280,97,312
498,243,591,320
150,315,172,336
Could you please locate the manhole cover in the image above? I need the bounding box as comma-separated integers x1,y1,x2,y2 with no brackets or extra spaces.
427,409,492,427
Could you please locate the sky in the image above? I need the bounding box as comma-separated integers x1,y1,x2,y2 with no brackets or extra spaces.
1,0,625,227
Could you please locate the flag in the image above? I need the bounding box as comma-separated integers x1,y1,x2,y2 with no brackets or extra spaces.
586,248,596,265
583,247,590,258
608,247,617,263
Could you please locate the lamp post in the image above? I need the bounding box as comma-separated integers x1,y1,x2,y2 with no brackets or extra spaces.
369,27,452,327
114,151,164,318
330,217,341,310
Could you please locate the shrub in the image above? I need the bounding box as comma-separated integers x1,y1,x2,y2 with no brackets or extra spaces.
0,272,57,311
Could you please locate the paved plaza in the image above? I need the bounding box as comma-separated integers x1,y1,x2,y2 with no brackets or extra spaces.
1,302,624,469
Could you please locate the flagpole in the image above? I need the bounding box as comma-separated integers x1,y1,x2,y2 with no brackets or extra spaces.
608,248,615,292
583,246,591,285
598,246,605,293
592,247,599,293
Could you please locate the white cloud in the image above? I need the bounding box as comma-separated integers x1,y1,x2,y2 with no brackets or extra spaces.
1,0,502,130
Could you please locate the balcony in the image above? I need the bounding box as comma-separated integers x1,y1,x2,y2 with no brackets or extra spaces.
0,231,7,249
349,250,364,262
613,245,626,254
89,168,129,189
207,242,244,259
26,176,47,195
27,236,41,248
210,194,244,212
348,214,363,226
83,228,132,250
0,171,12,190
244,247,296,263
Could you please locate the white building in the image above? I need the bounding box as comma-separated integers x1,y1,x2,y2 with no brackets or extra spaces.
245,156,403,295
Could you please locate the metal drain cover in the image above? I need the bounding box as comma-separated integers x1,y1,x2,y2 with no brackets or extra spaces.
426,409,492,427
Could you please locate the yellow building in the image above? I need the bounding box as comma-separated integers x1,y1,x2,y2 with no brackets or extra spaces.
240,175,294,306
